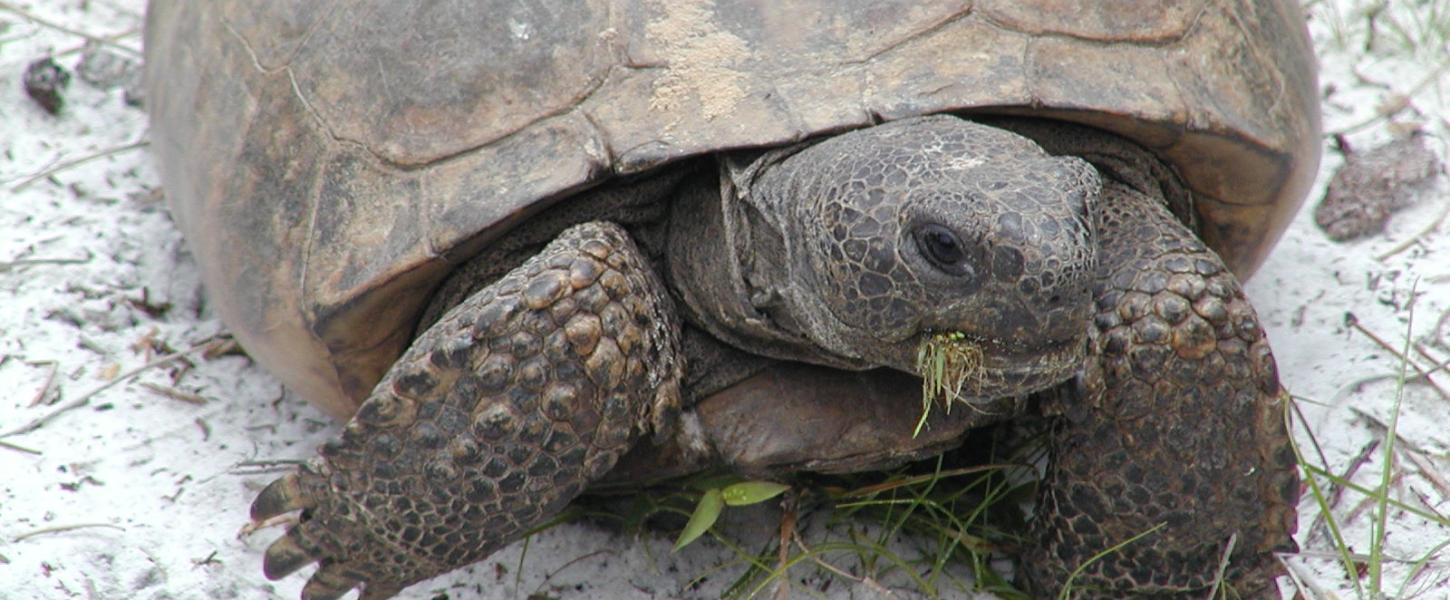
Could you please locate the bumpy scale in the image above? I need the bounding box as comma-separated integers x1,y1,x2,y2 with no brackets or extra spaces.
251,222,683,600
1025,181,1298,597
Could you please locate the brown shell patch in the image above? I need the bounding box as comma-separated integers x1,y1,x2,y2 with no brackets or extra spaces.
646,0,751,121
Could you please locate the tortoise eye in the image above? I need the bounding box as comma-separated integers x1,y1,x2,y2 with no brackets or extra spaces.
913,224,973,277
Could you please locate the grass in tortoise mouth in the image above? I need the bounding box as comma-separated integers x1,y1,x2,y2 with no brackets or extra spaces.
912,331,986,437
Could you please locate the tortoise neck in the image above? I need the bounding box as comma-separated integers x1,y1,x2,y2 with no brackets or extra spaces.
664,155,871,371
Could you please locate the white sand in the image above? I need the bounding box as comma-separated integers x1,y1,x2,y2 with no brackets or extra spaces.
1,1,1446,598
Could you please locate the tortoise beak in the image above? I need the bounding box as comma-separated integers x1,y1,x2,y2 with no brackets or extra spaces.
913,328,1087,405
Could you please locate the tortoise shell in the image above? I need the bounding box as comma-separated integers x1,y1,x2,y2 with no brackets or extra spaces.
144,0,1320,418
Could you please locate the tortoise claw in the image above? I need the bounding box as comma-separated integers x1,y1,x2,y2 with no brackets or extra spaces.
252,473,314,521
300,562,362,600
263,533,318,580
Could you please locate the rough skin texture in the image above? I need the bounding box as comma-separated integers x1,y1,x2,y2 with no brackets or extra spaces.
248,117,1298,599
672,116,1098,392
251,222,683,599
1025,181,1298,597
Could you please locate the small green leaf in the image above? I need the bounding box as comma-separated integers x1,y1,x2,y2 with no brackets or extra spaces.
673,488,724,551
720,481,789,506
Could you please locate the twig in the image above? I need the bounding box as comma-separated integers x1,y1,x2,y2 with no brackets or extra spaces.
230,458,305,476
1351,406,1450,504
774,493,797,600
1343,471,1406,528
1402,449,1450,503
1289,548,1450,567
11,522,124,543
0,439,41,455
203,337,243,360
8,139,148,192
26,360,58,407
1206,533,1237,600
1414,343,1450,377
1330,57,1450,137
140,382,207,405
1351,405,1432,452
1436,308,1450,351
233,458,306,469
1308,438,1379,546
0,255,91,273
51,25,142,60
0,1,141,56
1377,198,1450,261
1345,312,1450,400
1280,554,1330,599
789,529,898,600
0,337,221,439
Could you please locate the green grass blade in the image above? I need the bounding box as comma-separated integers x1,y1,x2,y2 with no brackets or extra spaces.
1057,522,1166,600
1370,280,1416,598
1288,396,1367,598
1393,537,1450,599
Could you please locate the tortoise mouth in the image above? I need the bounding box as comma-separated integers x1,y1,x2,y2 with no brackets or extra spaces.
914,330,1085,405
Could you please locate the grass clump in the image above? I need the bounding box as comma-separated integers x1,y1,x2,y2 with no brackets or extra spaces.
1286,288,1450,599
582,435,1042,599
914,331,986,437
1306,0,1450,59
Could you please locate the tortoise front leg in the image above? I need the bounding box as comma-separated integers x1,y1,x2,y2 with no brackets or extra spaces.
1023,182,1299,597
250,222,683,600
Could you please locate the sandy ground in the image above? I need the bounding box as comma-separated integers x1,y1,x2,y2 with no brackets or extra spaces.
2,1,1448,598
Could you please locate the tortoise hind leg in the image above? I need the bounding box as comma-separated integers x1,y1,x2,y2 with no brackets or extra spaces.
1023,182,1299,597
250,221,684,599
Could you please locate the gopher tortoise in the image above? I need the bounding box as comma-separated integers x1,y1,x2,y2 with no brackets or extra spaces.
145,0,1320,597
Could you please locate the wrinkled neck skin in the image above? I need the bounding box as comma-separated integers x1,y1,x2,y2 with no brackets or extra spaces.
666,144,874,372
718,145,884,368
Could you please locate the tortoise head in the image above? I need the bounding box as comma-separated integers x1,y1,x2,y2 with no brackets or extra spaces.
749,115,1101,400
